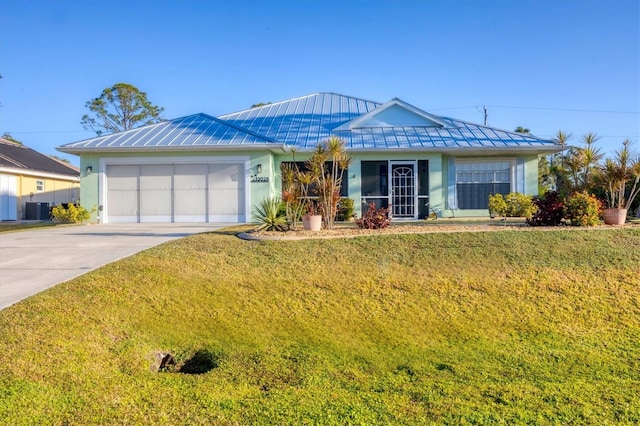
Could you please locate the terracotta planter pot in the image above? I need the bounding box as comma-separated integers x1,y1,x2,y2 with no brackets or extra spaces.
603,208,627,225
302,214,322,231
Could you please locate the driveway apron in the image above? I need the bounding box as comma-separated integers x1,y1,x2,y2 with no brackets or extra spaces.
0,223,228,310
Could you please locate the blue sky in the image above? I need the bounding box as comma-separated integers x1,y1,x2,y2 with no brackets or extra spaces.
1,0,638,164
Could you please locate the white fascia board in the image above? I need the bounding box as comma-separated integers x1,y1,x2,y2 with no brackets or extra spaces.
57,143,288,155
0,166,79,182
345,146,561,156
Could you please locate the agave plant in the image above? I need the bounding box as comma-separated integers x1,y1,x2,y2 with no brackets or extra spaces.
253,198,287,232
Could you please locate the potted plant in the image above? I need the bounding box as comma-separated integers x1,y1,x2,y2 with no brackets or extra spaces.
301,202,322,231
599,139,640,225
280,137,350,231
305,136,351,229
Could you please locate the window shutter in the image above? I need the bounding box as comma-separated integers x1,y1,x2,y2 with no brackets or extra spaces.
447,158,458,209
516,158,525,193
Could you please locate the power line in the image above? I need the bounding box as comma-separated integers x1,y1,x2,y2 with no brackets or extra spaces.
488,105,637,114
431,104,638,114
6,130,90,135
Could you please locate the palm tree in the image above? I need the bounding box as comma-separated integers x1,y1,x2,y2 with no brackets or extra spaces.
555,130,573,169
549,131,574,194
580,132,604,192
306,137,351,229
563,132,603,193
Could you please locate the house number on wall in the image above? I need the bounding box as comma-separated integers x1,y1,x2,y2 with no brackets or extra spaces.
251,176,269,183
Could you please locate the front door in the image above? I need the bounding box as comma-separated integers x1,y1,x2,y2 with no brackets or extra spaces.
390,162,416,218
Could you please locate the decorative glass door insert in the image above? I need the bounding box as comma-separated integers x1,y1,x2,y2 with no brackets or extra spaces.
391,163,416,218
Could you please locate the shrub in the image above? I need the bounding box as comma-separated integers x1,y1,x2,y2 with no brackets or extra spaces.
355,202,391,229
563,192,602,226
488,194,507,218
51,203,93,223
488,193,535,219
336,198,355,221
253,198,287,231
527,191,565,226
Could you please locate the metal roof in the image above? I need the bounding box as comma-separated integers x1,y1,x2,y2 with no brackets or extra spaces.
59,93,558,154
220,94,557,151
58,113,279,153
218,93,381,149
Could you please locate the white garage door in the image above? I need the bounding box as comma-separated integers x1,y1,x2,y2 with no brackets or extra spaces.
106,163,245,223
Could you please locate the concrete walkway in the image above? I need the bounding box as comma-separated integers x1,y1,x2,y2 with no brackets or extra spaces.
0,223,229,310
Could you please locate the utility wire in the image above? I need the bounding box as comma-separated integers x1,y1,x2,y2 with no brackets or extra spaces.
487,105,639,114
432,105,638,114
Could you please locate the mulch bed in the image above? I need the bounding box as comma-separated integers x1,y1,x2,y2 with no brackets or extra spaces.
239,220,632,241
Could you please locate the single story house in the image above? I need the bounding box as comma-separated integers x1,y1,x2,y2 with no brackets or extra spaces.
1,137,80,221
58,92,559,224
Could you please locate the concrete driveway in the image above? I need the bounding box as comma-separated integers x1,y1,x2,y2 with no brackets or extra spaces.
0,223,230,310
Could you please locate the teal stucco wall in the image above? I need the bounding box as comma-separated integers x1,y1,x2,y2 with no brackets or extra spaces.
77,150,541,223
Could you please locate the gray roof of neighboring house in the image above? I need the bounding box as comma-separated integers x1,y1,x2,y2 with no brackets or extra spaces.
0,138,79,177
58,92,559,154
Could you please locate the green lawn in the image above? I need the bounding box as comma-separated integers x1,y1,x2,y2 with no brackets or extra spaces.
1,227,639,424
0,221,59,233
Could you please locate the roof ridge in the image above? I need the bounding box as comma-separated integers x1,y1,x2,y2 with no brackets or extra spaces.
59,114,202,148
59,112,280,150
0,152,26,168
219,92,383,118
195,113,277,144
0,137,27,148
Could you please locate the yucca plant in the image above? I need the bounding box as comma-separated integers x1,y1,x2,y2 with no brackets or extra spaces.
599,139,640,210
306,136,351,229
280,160,314,229
253,198,287,232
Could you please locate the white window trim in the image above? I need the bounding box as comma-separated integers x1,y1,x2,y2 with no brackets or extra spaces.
454,159,515,190
36,180,45,192
453,159,517,210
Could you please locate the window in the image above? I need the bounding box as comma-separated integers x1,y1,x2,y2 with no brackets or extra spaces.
456,161,511,209
361,161,389,210
36,180,45,192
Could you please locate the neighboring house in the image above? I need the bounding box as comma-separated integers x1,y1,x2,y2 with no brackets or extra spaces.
0,138,80,221
57,92,559,224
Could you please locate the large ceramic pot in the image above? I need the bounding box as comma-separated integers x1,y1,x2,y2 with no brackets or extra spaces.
302,214,322,231
603,208,627,225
